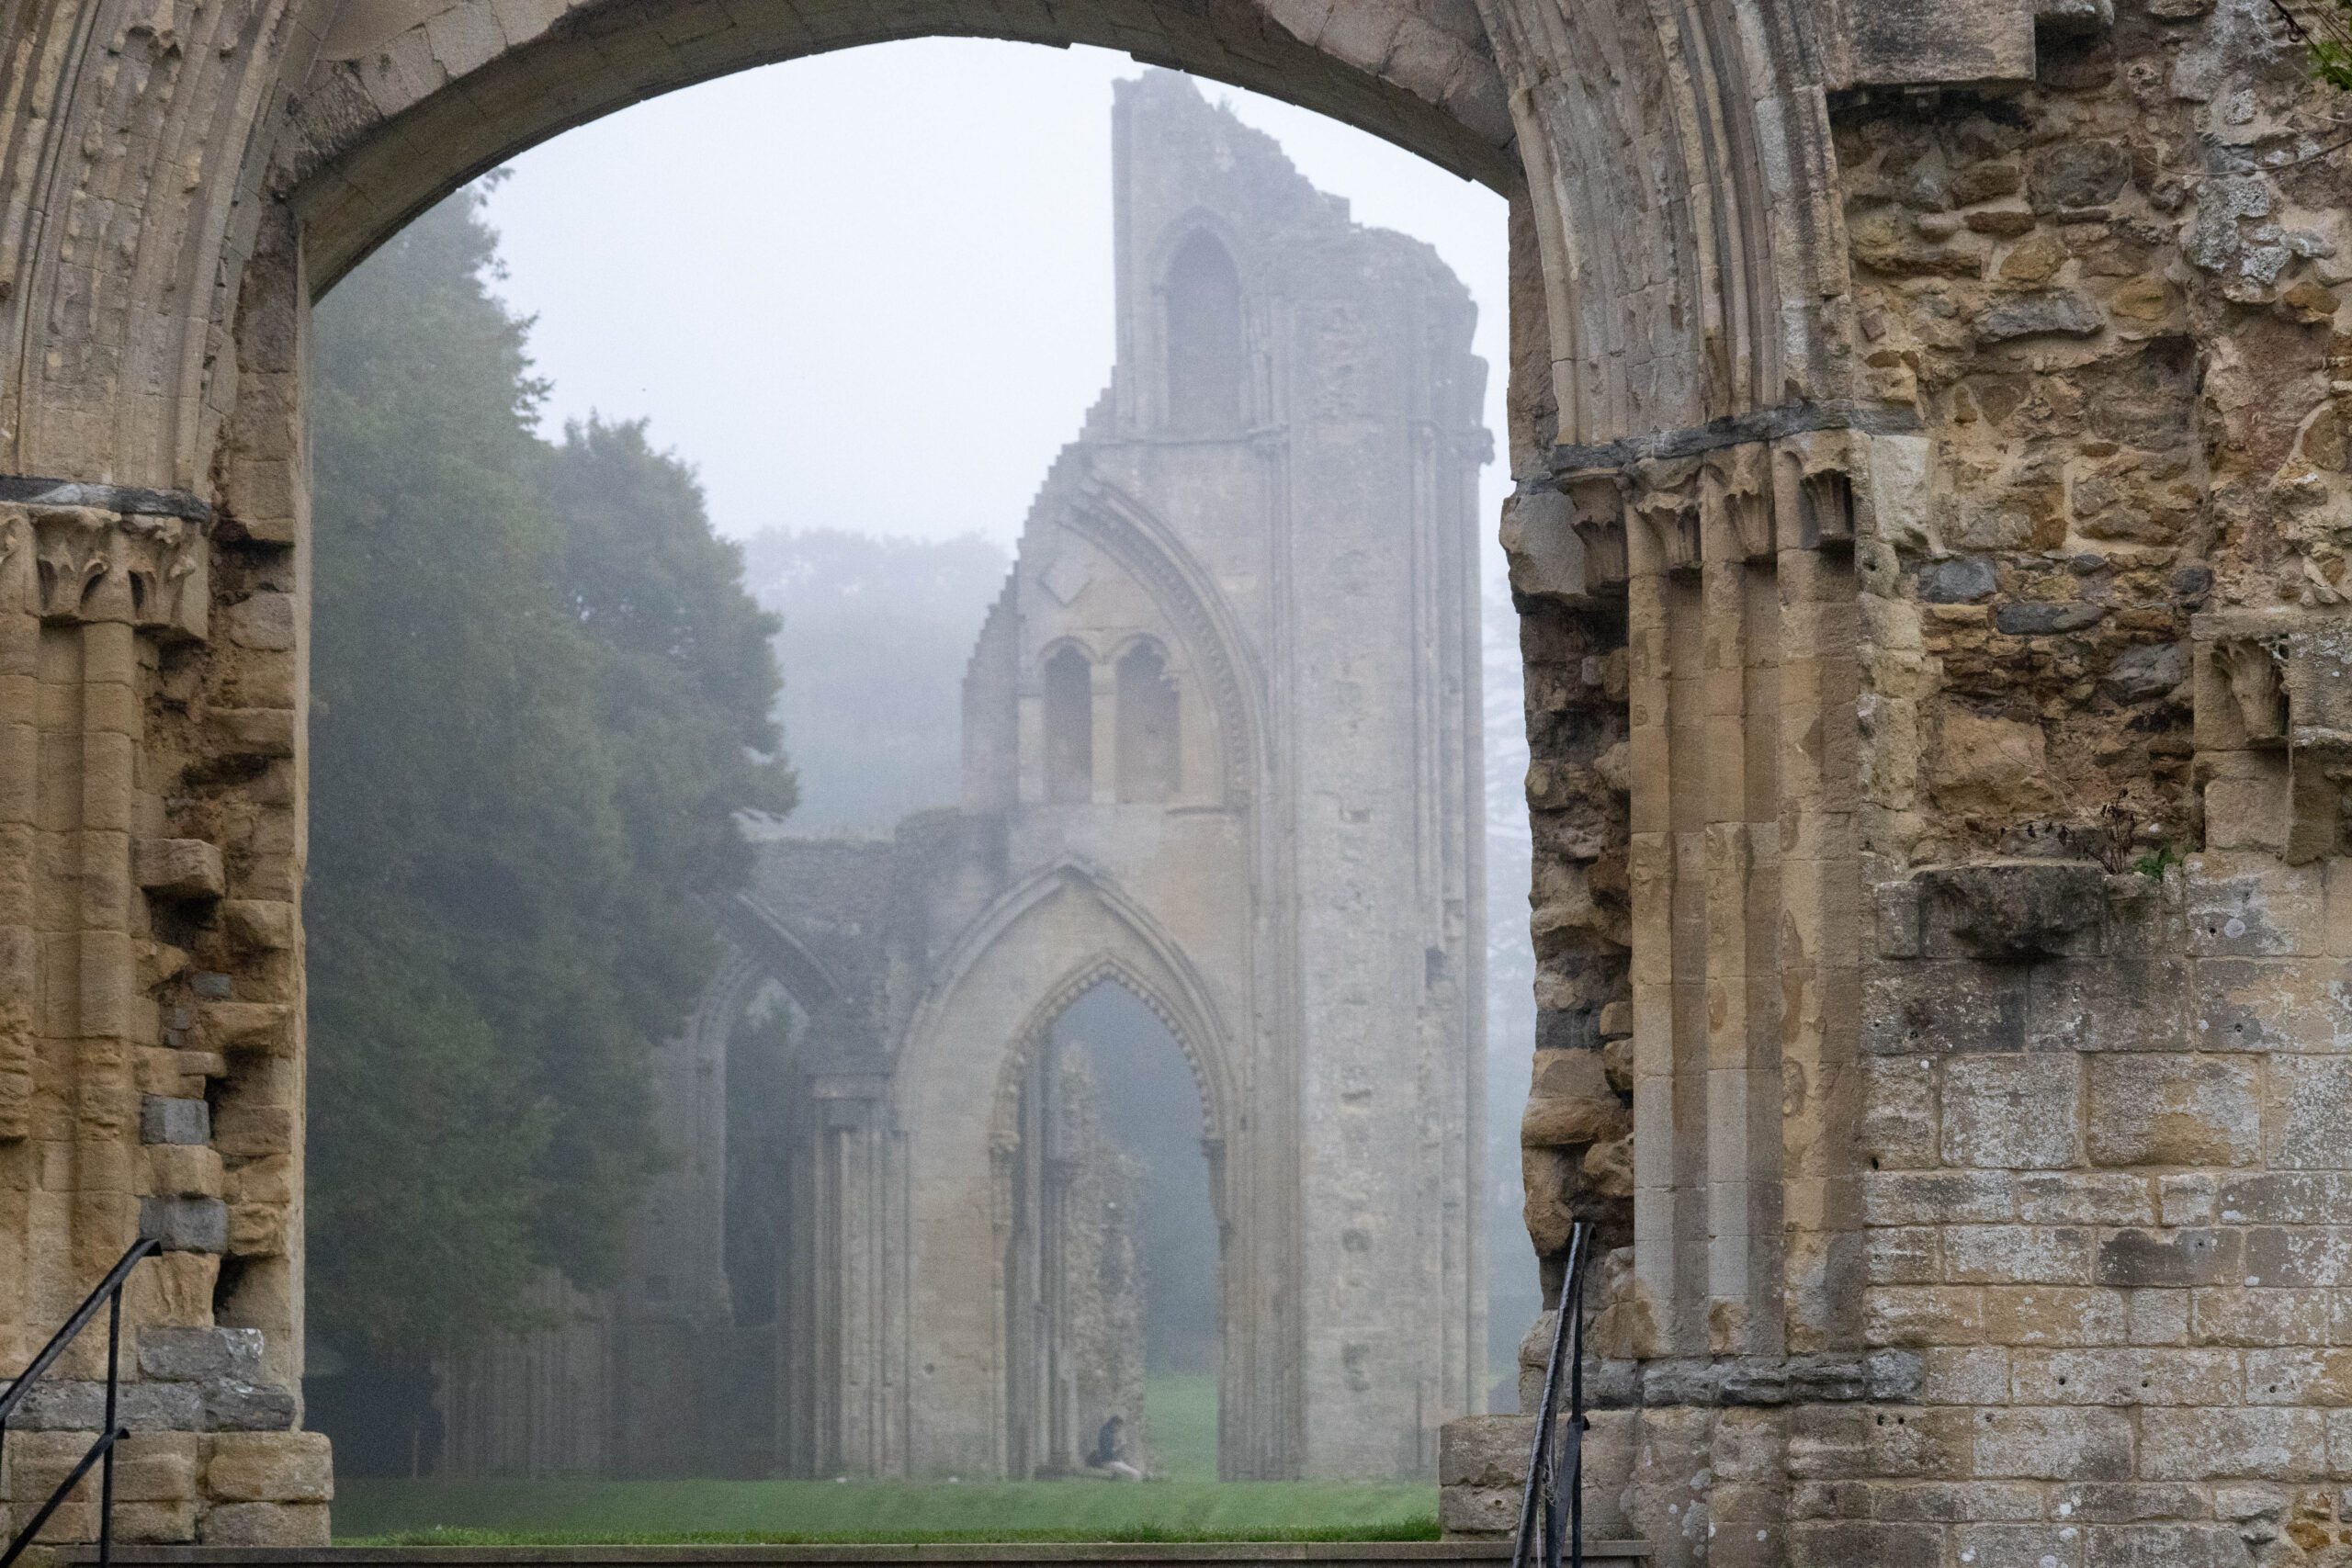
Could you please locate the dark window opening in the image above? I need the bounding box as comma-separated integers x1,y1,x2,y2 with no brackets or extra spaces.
1046,645,1094,803
1116,641,1181,803
724,983,799,1329
1165,233,1244,435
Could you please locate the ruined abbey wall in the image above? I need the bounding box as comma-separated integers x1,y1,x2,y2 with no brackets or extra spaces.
432,73,1491,1484
1450,4,2352,1564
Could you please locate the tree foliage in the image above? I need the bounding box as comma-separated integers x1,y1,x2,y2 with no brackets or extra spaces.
307,186,791,1360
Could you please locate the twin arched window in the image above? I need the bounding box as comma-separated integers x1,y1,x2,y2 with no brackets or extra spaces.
1043,640,1182,804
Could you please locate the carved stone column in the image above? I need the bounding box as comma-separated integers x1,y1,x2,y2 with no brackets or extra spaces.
0,208,323,1548
1444,417,1917,1555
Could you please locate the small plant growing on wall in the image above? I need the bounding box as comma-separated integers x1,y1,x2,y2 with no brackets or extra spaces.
2273,0,2352,89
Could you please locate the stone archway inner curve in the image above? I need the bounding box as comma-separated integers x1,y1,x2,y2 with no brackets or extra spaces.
0,0,1875,1526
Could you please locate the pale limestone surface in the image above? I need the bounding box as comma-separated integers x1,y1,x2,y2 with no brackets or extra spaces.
6,0,2352,1556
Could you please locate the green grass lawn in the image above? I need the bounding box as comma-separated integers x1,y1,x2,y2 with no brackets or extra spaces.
334,1374,1434,1545
1142,1374,1217,1483
332,1478,1439,1545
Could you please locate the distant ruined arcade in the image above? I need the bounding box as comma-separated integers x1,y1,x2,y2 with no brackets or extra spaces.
435,73,1493,1483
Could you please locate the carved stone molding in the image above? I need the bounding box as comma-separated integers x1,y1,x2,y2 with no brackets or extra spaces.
1499,475,1643,604
1626,457,1701,575
1700,443,1775,562
1510,422,1930,611
1564,478,1629,592
1774,429,1867,551
0,503,209,638
1908,860,2110,963
2213,637,2289,747
1539,431,1893,592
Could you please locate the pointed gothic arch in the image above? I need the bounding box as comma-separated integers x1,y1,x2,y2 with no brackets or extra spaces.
987,948,1226,1169
898,855,1239,1145
1162,231,1248,436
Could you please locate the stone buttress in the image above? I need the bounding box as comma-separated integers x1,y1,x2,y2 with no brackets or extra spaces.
1446,5,2352,1566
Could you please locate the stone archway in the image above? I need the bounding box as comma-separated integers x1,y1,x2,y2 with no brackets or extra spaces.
20,0,2341,1562
891,861,1242,1478
2,0,1853,1529
986,964,1220,1482
0,0,1857,500
284,0,1521,293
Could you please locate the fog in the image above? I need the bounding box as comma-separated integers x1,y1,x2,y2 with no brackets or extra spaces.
479,33,1541,1421
477,39,1513,547
307,39,1543,1486
497,48,1538,1410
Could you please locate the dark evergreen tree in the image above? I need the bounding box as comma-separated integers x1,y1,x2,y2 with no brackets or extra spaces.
306,186,789,1369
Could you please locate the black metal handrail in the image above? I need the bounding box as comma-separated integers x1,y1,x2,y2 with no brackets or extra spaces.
1,1236,161,1568
1511,1219,1589,1568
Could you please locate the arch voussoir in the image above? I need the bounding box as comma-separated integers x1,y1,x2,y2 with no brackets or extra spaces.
285,0,1521,288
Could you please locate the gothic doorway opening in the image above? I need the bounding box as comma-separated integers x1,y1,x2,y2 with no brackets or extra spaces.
1002,979,1219,1481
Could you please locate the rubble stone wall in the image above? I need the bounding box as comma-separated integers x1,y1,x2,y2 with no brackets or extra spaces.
1464,3,2352,1565
0,201,321,1544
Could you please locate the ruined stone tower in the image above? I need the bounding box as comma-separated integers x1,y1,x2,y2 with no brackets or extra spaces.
435,70,1493,1482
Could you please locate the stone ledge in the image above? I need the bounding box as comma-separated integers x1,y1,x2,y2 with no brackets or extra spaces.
0,477,211,522
140,1328,264,1383
1822,0,2114,90
1512,1353,1926,1408
1547,398,1922,475
3,1377,294,1431
135,840,226,900
1617,1351,1925,1407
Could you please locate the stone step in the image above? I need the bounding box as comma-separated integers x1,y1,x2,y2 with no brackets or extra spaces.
66,1545,1653,1568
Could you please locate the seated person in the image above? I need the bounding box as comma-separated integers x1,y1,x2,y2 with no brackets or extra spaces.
1088,1413,1143,1480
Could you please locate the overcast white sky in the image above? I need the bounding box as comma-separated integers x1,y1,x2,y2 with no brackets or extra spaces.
476,37,1512,550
